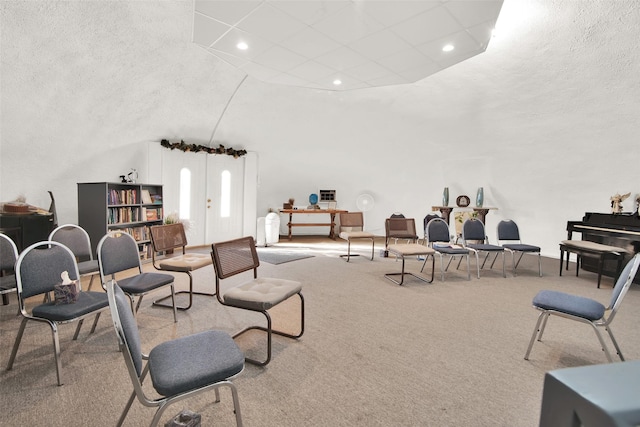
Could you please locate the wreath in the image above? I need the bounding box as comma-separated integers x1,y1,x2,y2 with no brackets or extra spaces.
160,139,247,158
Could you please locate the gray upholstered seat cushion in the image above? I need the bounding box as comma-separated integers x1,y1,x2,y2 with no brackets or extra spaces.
148,330,244,396
388,243,435,257
0,274,17,292
158,253,212,272
32,291,109,321
533,290,605,321
339,230,374,240
223,277,302,311
77,259,99,275
433,244,469,255
467,243,504,252
117,272,174,294
503,243,540,252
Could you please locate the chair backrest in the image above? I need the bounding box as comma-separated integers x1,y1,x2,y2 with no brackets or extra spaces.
106,281,145,384
462,218,487,243
211,236,259,280
339,212,364,232
497,220,521,242
0,232,19,272
390,212,405,219
426,218,451,244
608,253,640,317
97,231,142,278
16,241,80,301
149,223,188,254
423,214,440,235
49,224,93,262
385,217,418,241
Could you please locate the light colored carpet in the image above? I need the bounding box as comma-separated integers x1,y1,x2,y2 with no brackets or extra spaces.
1,237,639,426
256,247,314,265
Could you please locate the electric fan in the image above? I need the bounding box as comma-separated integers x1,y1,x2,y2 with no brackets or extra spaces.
356,193,375,212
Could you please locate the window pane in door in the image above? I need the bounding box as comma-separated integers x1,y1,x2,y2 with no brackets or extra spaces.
221,170,230,218
179,167,191,220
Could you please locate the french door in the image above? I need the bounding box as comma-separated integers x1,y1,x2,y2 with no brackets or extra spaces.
159,149,256,246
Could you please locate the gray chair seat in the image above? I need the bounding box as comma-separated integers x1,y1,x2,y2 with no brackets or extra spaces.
77,259,99,276
532,290,605,321
433,244,469,255
117,272,175,294
32,291,110,321
502,243,540,252
149,330,244,396
106,281,244,426
0,274,16,291
525,253,640,363
223,277,302,311
466,243,504,252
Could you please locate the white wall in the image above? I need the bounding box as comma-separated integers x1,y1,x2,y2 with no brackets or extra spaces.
2,0,639,258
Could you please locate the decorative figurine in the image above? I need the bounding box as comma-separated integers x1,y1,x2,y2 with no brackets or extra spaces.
610,192,631,214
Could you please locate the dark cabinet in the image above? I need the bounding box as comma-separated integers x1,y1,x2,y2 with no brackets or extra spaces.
0,212,54,252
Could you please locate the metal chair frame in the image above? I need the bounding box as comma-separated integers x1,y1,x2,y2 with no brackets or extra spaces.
149,222,215,310
338,212,375,262
97,231,177,322
425,218,471,281
106,281,244,427
49,223,100,290
7,241,108,385
0,232,19,304
524,253,640,363
496,219,542,277
211,236,304,366
461,218,506,278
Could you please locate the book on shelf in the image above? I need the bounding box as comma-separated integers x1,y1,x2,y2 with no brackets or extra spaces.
146,209,159,221
141,190,152,204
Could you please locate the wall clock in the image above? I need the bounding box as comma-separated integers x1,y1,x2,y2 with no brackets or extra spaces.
456,195,470,207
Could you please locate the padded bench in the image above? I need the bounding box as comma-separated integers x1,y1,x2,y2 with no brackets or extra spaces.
559,240,627,288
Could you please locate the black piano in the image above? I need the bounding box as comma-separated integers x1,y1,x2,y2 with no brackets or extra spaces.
567,212,640,283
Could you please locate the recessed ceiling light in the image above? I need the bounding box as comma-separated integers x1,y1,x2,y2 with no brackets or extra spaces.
442,44,455,52
333,79,342,86
236,41,248,50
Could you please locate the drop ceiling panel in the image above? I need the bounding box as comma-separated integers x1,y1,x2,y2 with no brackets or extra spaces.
279,26,342,58
348,29,414,61
193,14,230,48
193,0,503,91
359,1,440,27
315,46,370,71
236,3,306,43
210,28,274,60
270,1,350,26
253,45,308,72
195,0,261,26
311,6,385,44
444,1,505,28
288,60,337,82
391,6,462,46
377,48,436,74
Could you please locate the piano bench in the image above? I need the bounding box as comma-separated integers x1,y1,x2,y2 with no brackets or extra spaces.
559,240,627,288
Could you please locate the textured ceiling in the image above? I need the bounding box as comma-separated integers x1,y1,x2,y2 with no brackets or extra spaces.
193,0,504,91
